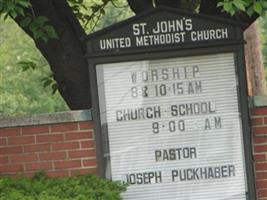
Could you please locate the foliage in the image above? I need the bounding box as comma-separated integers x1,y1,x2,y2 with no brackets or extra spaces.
68,0,132,33
19,16,58,42
68,0,110,31
218,0,267,16
0,0,58,42
0,0,29,19
0,172,127,200
96,0,132,31
0,19,68,116
0,0,132,39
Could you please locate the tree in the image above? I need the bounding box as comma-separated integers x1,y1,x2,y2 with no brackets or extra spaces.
0,0,266,110
0,19,69,116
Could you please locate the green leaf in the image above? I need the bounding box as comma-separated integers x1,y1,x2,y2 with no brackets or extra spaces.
6,1,15,11
223,2,234,13
254,2,263,14
261,1,267,9
17,0,30,8
217,2,224,8
18,61,37,71
100,9,105,15
233,0,246,11
91,5,100,12
246,5,255,16
22,65,29,71
34,16,48,26
44,25,58,39
20,17,31,27
43,79,52,88
15,7,25,16
0,173,126,199
0,2,3,11
10,10,18,18
51,83,58,94
3,13,9,20
41,35,49,43
33,30,45,39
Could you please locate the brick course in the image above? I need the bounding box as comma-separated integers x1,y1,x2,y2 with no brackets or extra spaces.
0,120,96,177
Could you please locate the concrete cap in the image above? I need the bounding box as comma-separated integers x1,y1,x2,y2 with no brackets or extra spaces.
0,110,92,128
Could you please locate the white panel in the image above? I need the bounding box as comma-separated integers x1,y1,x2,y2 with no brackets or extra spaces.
97,53,247,200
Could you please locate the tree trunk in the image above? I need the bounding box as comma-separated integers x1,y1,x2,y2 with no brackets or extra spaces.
127,0,153,14
244,21,267,96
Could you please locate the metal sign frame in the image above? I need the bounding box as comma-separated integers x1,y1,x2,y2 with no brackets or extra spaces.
86,7,256,200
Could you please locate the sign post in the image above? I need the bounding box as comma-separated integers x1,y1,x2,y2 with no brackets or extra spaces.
86,7,256,200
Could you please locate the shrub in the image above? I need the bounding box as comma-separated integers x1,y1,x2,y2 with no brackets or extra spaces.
0,172,126,200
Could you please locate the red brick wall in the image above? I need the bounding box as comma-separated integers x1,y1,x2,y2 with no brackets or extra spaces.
0,121,96,177
252,107,267,200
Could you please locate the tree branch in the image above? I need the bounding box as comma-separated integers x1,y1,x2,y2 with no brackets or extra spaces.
127,0,153,14
155,0,181,8
199,0,223,16
199,0,258,28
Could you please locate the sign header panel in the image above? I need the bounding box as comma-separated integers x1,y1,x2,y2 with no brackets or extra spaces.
87,7,242,56
96,53,247,199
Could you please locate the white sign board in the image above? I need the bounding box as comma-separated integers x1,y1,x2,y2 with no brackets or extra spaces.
96,53,247,200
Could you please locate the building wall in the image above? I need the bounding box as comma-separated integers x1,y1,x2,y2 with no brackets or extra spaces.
0,110,97,177
0,105,267,199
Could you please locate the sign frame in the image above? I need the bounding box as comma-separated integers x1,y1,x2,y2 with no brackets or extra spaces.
86,7,256,200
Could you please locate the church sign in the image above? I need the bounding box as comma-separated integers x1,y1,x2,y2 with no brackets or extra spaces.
86,7,256,200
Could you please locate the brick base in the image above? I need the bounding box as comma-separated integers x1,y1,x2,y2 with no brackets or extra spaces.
0,120,96,177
